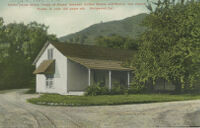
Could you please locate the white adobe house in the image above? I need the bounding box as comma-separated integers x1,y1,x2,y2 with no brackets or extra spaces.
33,41,134,95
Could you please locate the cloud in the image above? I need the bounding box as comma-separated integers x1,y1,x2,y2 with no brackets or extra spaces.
0,3,147,37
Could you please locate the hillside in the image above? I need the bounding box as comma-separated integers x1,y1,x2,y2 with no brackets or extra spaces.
59,13,147,45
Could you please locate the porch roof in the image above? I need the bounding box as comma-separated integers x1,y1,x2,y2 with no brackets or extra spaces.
69,57,133,71
33,60,55,74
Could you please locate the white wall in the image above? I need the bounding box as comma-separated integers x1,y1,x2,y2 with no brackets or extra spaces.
36,43,67,95
67,59,88,92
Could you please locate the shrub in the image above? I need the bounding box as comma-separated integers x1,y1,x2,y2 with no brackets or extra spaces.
85,85,101,96
99,86,110,95
128,83,146,94
110,82,128,95
85,82,109,96
110,85,128,95
85,82,128,96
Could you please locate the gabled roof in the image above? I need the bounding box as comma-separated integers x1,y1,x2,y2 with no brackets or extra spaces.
69,57,132,71
52,42,134,60
33,41,135,65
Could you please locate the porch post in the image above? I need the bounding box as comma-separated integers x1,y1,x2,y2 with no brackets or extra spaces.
109,70,112,90
128,71,130,88
88,69,91,86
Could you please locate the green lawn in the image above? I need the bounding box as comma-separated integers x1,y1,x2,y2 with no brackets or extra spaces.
28,94,200,106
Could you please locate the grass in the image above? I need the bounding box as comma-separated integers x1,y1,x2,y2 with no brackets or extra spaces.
28,94,200,106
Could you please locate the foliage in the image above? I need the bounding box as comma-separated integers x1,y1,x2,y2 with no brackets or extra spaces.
0,19,57,90
132,0,200,93
95,34,139,50
85,82,128,96
28,93,200,106
85,83,109,96
110,85,127,95
128,83,146,94
110,82,128,95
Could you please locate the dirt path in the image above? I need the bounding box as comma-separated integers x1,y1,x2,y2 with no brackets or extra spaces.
0,89,200,128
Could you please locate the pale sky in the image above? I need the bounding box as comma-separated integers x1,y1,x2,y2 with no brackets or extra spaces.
0,0,149,37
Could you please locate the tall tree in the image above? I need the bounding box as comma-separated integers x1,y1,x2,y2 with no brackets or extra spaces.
0,19,57,90
132,1,200,93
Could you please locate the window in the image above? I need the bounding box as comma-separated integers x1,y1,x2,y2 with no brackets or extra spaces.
46,74,54,88
48,48,53,59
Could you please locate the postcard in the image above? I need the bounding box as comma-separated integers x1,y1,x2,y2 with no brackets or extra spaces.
0,0,199,127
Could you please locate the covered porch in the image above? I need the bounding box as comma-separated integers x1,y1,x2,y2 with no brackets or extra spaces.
69,57,132,90
88,69,131,90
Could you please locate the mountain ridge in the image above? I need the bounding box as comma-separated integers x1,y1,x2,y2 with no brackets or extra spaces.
59,13,148,45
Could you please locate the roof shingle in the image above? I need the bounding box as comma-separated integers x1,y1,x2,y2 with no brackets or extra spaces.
51,42,134,61
69,57,133,71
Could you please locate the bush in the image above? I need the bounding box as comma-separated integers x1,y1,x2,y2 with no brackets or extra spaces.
99,86,110,95
85,85,101,96
110,85,128,95
85,82,128,96
85,83,109,96
128,83,146,94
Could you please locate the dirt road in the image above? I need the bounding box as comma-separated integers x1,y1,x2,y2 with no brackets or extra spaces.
0,89,200,128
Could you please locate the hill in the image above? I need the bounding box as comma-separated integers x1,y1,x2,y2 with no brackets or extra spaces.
59,13,147,45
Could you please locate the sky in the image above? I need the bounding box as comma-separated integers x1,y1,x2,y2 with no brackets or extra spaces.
0,0,149,37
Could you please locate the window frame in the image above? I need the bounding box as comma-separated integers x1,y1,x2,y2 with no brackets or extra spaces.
46,74,54,89
47,48,54,60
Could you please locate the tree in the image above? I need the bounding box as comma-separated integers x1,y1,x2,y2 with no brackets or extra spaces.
0,20,58,90
95,34,139,50
132,1,200,93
